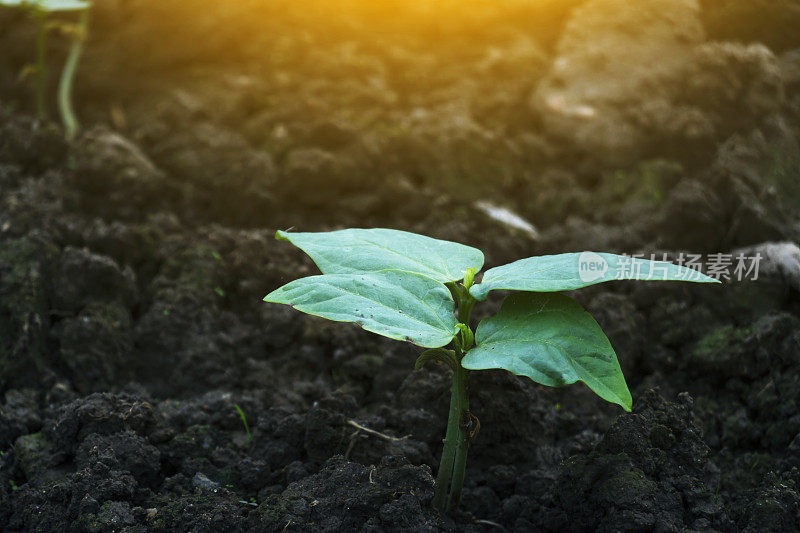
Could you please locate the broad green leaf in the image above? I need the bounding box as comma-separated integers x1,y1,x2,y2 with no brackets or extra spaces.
276,228,483,284
0,0,90,11
264,269,458,348
39,0,90,10
470,252,720,301
461,292,632,410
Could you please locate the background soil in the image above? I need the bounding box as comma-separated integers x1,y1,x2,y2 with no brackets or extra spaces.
1,0,800,531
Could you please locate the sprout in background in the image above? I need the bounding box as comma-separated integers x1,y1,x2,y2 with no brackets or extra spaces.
0,0,90,139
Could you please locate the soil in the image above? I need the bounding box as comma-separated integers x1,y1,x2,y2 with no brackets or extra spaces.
1,0,800,531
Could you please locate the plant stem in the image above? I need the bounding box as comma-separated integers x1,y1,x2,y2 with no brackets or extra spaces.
35,9,48,120
58,10,88,140
432,365,461,512
447,364,470,510
432,286,476,513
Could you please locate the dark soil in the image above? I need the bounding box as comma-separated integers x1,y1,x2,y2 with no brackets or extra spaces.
1,0,800,531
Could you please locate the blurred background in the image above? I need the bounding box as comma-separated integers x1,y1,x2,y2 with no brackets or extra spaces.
1,0,797,237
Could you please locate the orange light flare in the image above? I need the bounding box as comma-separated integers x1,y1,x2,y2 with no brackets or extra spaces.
108,0,585,65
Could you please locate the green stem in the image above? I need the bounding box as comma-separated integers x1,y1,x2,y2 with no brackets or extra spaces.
432,364,462,512
35,10,48,120
58,10,88,140
447,364,470,510
432,287,476,513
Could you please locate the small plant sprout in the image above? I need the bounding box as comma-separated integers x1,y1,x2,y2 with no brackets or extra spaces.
263,228,719,513
0,0,90,139
234,403,251,442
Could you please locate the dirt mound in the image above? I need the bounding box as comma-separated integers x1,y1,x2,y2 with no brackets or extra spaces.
533,0,785,168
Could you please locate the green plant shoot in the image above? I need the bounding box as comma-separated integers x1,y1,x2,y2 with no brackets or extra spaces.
263,228,719,513
0,0,90,139
234,404,252,442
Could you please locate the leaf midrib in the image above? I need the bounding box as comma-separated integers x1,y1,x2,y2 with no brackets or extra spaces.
294,279,455,335
307,231,476,282
483,259,580,285
469,338,623,402
360,234,453,279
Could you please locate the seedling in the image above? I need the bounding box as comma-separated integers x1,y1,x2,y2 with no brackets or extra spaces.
234,403,251,442
0,0,90,139
263,228,718,513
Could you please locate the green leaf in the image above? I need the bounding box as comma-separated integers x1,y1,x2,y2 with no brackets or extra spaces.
39,0,90,10
470,252,720,301
0,0,90,11
264,269,458,348
456,323,474,350
461,292,632,410
276,228,484,284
